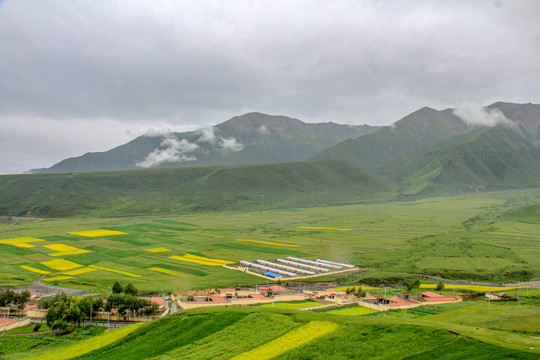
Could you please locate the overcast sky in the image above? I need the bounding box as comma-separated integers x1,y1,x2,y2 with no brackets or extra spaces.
1,0,539,174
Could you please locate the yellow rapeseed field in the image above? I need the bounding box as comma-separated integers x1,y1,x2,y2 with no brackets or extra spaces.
169,255,223,266
42,276,74,282
231,321,339,360
263,238,312,245
145,247,171,253
183,253,235,264
44,243,91,256
25,322,145,360
41,259,82,271
89,265,142,277
68,230,128,237
297,226,352,231
0,237,45,247
236,239,298,247
420,284,526,292
20,265,50,275
63,267,97,276
147,267,192,277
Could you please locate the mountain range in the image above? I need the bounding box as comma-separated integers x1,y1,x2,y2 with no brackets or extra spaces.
36,113,378,173
3,101,539,217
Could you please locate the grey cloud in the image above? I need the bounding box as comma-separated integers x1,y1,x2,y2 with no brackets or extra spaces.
196,127,218,144
137,135,198,168
0,0,539,173
453,103,509,127
219,137,244,153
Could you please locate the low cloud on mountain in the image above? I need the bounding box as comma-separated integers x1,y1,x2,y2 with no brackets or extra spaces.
453,103,510,127
137,136,198,168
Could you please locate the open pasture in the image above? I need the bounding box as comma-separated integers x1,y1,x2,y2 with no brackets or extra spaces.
6,308,538,360
0,190,539,292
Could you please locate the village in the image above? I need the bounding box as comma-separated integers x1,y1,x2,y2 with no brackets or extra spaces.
172,284,464,311
1,256,520,334
4,280,519,334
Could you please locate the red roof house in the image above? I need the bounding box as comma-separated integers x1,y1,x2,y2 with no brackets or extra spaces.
151,297,165,308
419,292,461,302
209,295,228,303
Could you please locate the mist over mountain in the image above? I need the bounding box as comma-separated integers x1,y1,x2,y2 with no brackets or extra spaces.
318,102,540,196
316,106,472,172
39,113,378,174
12,102,540,211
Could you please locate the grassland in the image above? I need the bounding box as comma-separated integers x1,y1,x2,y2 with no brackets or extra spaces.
1,189,539,292
4,304,538,360
0,160,392,218
258,300,321,309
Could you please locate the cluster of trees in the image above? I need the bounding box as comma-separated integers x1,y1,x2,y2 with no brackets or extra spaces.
0,289,30,309
40,293,102,335
344,287,366,297
401,278,421,292
112,281,138,295
40,282,158,335
108,282,157,317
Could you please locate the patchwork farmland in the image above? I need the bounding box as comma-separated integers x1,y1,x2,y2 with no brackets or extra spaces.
1,190,539,293
1,217,366,292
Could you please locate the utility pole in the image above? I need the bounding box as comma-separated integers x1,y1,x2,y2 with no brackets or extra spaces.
2,309,6,336
488,286,491,311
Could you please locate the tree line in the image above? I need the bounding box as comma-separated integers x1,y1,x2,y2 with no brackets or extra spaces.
39,282,159,335
0,289,31,309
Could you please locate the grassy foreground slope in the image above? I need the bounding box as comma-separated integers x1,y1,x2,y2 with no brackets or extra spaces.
14,308,538,360
0,159,391,217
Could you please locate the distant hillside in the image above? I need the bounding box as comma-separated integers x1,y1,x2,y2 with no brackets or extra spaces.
390,126,540,196
1,160,392,217
500,202,540,224
315,106,471,173
40,113,378,173
318,102,540,197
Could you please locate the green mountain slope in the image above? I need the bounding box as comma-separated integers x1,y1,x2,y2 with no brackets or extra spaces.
41,113,377,173
391,126,540,196
0,159,392,217
316,107,470,173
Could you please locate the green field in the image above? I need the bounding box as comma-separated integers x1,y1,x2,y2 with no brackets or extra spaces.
3,305,538,360
258,300,321,309
1,189,540,292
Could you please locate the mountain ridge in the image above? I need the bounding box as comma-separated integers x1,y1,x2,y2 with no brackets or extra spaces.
39,113,378,174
